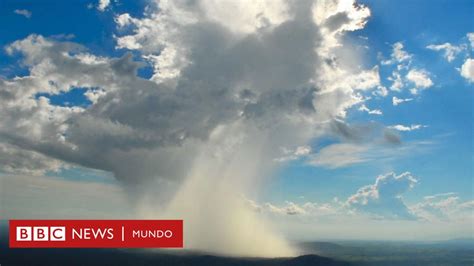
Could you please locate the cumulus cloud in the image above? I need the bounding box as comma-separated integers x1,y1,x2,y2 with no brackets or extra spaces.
249,177,472,223
97,0,111,11
426,33,474,83
14,9,32,18
382,42,435,96
0,0,382,256
372,85,388,97
392,96,413,106
406,69,433,94
245,177,472,241
412,193,474,222
382,42,412,65
347,172,418,219
388,71,404,91
427,43,464,62
460,58,474,83
0,0,377,183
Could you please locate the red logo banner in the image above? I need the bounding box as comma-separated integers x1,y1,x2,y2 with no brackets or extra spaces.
9,220,183,248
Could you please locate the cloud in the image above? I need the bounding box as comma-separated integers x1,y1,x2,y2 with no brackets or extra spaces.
372,86,388,97
329,120,402,145
341,66,381,91
425,33,474,83
0,1,377,182
406,69,433,94
382,42,412,65
248,179,472,224
460,58,474,83
264,202,307,215
0,0,377,257
358,104,382,115
245,177,472,240
392,96,413,106
97,0,110,11
308,143,369,168
406,69,433,88
274,145,311,162
0,174,130,219
388,71,404,91
412,193,474,222
245,198,342,217
382,42,434,95
388,124,425,132
14,9,31,18
346,172,418,219
427,43,464,62
467,32,474,50
0,143,63,175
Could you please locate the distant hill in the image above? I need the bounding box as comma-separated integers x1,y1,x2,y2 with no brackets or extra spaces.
0,228,349,266
0,247,349,266
297,240,474,266
2,225,473,266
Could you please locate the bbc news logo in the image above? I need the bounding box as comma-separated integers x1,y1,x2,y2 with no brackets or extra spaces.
9,220,183,248
16,226,66,241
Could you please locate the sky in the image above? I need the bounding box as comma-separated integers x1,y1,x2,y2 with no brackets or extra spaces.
0,0,473,257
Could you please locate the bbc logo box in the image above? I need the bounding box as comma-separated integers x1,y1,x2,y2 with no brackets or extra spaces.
9,220,183,248
16,226,66,241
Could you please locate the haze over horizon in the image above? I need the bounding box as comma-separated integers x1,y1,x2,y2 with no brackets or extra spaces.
0,0,472,257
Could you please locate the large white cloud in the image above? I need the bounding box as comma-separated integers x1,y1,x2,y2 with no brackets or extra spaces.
0,0,381,256
460,58,474,83
0,0,379,185
346,172,418,219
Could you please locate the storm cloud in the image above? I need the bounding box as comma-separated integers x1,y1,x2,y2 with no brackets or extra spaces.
0,0,378,256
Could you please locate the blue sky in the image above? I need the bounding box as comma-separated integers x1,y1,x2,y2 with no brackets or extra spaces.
0,0,472,244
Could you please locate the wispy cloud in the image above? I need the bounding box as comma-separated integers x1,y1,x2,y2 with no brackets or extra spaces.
14,9,31,18
381,42,412,65
308,143,369,169
388,124,426,132
392,96,413,106
427,43,465,62
358,104,383,115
